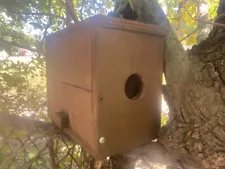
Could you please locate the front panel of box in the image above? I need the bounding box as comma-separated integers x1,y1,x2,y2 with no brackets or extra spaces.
95,27,164,157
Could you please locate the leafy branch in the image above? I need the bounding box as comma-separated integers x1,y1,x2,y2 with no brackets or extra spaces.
0,37,41,54
183,6,225,28
15,12,65,20
180,27,199,42
38,0,53,57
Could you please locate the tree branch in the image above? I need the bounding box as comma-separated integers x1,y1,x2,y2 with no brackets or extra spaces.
214,12,225,22
217,0,225,16
123,142,180,166
38,0,52,57
183,6,225,28
0,112,55,135
0,112,76,146
15,12,65,19
65,0,79,24
180,27,199,42
0,38,42,54
176,0,188,31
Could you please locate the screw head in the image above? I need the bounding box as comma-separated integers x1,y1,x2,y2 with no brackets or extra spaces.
99,137,105,144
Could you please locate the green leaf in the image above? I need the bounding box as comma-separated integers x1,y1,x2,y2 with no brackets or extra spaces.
128,0,134,10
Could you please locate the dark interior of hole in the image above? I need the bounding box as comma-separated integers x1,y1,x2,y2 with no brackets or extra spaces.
125,74,143,100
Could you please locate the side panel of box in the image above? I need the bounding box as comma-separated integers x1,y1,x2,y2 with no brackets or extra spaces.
46,26,93,90
94,28,164,158
46,26,96,152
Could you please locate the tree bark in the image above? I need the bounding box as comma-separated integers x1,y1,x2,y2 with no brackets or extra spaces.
111,0,225,169
158,0,225,168
159,0,225,168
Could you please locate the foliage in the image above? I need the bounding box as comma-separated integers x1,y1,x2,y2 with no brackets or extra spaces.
0,57,47,119
0,0,114,55
0,0,220,54
128,0,134,10
159,0,219,47
0,0,221,168
0,126,98,169
161,116,168,127
0,1,115,168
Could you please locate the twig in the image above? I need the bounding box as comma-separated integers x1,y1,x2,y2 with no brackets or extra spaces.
38,0,52,57
183,7,225,28
198,20,225,28
180,27,199,42
0,38,41,54
176,0,189,31
14,12,65,19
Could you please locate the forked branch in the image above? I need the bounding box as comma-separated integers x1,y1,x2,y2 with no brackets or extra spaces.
65,0,79,24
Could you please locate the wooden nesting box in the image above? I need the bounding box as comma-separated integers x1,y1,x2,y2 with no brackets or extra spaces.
46,15,165,159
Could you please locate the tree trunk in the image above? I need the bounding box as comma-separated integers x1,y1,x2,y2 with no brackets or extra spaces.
111,0,225,169
158,0,225,168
